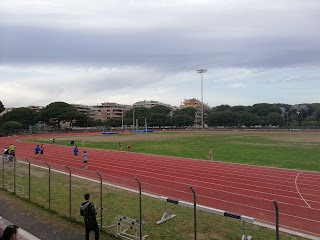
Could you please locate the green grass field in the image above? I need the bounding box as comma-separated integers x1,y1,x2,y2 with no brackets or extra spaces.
35,131,320,171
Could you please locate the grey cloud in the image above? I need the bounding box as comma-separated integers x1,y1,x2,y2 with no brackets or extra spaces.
1,24,320,70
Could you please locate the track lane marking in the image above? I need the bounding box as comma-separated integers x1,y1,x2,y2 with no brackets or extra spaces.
295,171,312,208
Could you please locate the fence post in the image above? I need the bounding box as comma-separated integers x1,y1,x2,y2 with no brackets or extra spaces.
190,186,197,240
274,200,279,240
25,158,31,200
45,162,51,210
66,166,72,219
13,155,16,194
96,171,103,231
135,177,142,240
2,154,4,189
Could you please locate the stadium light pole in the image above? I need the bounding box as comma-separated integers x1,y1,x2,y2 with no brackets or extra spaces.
122,109,124,134
197,69,207,129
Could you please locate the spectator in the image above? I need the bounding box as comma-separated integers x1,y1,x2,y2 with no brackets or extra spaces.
0,224,19,240
127,142,132,152
3,147,9,162
80,193,99,240
117,141,122,151
9,150,15,167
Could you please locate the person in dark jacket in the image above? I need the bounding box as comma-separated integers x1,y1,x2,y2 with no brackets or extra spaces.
80,193,99,240
0,225,19,240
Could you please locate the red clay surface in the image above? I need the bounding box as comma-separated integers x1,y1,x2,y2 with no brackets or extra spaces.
1,132,320,238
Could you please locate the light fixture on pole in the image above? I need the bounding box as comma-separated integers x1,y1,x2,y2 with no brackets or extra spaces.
197,69,207,129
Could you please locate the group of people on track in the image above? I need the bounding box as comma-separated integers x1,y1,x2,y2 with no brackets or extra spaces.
34,144,44,159
32,137,213,174
3,143,16,166
73,145,88,169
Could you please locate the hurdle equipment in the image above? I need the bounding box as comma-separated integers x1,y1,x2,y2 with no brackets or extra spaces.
95,206,115,230
157,196,254,240
6,180,24,197
115,216,148,240
6,180,14,192
155,198,177,224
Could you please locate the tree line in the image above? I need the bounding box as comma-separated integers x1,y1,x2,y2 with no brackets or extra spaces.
1,101,320,134
0,101,196,134
207,103,320,129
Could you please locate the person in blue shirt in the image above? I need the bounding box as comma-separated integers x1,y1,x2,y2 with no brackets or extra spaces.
34,144,41,159
74,146,79,156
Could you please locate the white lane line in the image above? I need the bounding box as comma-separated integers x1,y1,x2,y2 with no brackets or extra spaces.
296,171,312,208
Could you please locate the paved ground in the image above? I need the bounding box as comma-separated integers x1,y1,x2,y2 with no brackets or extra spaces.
0,192,85,240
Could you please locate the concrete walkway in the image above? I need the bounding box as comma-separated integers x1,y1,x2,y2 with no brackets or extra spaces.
0,193,85,240
0,216,40,240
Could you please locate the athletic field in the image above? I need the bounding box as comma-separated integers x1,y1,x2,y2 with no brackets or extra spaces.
1,130,320,239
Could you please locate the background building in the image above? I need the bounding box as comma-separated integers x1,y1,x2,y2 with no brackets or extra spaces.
133,100,176,109
180,98,210,127
91,102,131,122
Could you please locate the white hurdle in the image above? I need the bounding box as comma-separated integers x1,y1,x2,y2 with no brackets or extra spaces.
95,206,115,230
115,216,148,240
156,196,254,240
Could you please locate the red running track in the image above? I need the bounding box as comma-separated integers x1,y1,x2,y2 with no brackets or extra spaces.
1,134,320,238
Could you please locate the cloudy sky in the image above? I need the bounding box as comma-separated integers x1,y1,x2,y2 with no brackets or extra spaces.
1,0,320,108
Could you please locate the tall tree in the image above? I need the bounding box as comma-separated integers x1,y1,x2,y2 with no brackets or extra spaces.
174,107,196,118
149,105,172,115
173,114,194,127
0,101,4,113
148,113,171,127
250,103,281,117
40,102,79,129
213,104,231,112
207,111,238,127
0,121,23,134
105,117,122,127
59,111,87,129
0,107,38,128
125,107,149,126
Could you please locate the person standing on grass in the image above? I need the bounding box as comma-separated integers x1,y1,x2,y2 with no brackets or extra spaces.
40,144,44,159
127,141,132,151
9,149,15,166
80,193,99,240
34,144,40,159
206,147,214,160
81,139,85,147
3,147,9,162
82,151,88,169
0,224,19,240
117,141,122,151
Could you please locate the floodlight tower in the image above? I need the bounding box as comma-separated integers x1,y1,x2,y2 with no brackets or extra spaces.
197,69,207,129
